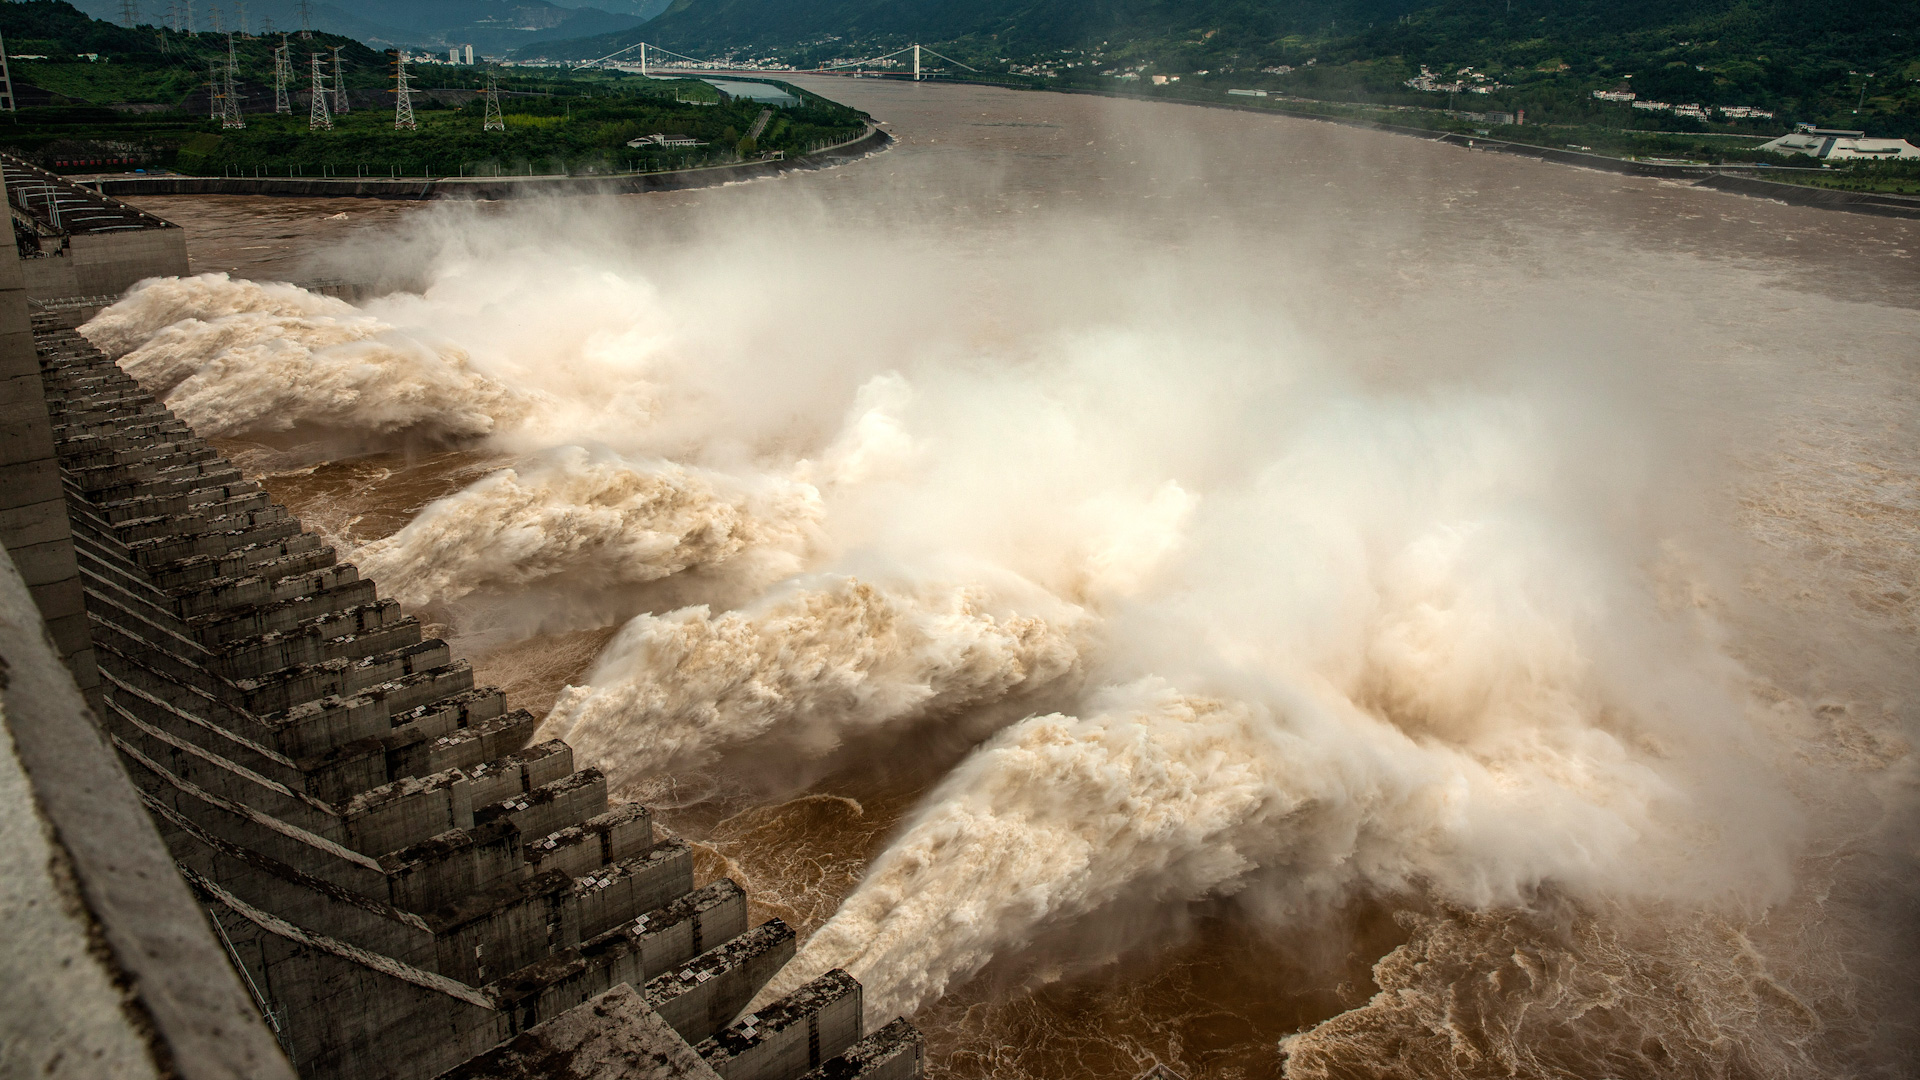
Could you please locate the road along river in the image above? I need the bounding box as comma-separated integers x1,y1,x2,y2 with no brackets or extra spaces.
105,79,1920,1079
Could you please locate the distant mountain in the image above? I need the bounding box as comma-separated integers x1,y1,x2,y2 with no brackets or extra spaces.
516,0,1427,59
660,0,1424,55
516,0,1920,136
64,0,656,54
523,0,1920,67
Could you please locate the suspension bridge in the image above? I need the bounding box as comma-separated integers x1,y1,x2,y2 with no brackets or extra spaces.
576,39,983,81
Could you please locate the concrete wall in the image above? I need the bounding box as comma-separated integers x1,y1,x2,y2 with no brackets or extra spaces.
0,542,297,1080
796,1019,924,1080
697,971,862,1080
19,226,190,302
69,227,191,295
0,181,95,692
91,126,893,202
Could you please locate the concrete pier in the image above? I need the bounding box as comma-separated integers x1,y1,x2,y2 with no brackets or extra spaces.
1,163,920,1080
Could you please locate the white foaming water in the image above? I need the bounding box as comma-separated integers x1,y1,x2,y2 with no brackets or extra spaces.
86,274,523,441
353,446,824,609
759,401,1800,1022
88,106,1920,1075
545,573,1089,789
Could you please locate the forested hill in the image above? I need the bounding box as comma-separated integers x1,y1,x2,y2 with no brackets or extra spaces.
525,0,1920,135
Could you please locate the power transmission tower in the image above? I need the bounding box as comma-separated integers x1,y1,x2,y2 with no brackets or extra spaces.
482,65,503,131
209,4,222,32
221,33,244,128
308,52,331,130
184,0,194,33
330,45,349,112
208,59,220,119
273,36,290,112
261,15,272,34
297,0,311,39
0,32,14,113
119,0,139,27
392,51,416,130
237,3,248,36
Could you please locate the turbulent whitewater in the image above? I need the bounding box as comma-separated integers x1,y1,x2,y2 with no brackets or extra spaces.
93,88,1920,1078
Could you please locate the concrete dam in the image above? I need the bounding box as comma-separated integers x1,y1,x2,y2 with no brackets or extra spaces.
0,155,923,1080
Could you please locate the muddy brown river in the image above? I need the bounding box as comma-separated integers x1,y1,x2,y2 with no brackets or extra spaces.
111,79,1919,1079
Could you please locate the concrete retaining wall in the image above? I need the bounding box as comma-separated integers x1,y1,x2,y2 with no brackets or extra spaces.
91,126,893,202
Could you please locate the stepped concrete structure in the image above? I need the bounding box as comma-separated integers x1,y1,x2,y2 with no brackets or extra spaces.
0,168,922,1080
4,154,190,301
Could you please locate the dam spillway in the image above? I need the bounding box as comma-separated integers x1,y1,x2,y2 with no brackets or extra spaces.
0,165,922,1080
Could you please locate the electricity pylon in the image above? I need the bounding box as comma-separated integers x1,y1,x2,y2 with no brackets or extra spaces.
208,60,219,119
308,52,331,130
483,66,503,131
331,45,349,112
273,36,290,112
392,51,416,130
119,0,138,27
297,0,311,39
221,33,244,127
0,31,14,112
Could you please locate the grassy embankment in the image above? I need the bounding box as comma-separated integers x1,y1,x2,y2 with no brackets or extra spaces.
611,0,1920,194
0,1,868,176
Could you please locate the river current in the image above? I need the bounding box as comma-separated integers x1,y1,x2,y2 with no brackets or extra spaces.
111,80,1920,1079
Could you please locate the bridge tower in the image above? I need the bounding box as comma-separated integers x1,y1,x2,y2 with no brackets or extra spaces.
308,52,331,130
914,43,921,81
640,41,647,76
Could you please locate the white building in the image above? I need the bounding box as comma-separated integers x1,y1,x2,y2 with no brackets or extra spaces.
1758,125,1920,160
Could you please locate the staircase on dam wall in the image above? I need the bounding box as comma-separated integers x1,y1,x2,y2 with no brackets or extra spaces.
26,312,924,1080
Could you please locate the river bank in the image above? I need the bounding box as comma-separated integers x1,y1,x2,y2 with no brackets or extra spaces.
885,76,1920,220
75,123,890,201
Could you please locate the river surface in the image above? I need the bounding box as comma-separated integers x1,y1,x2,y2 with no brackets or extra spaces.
114,80,1919,1079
